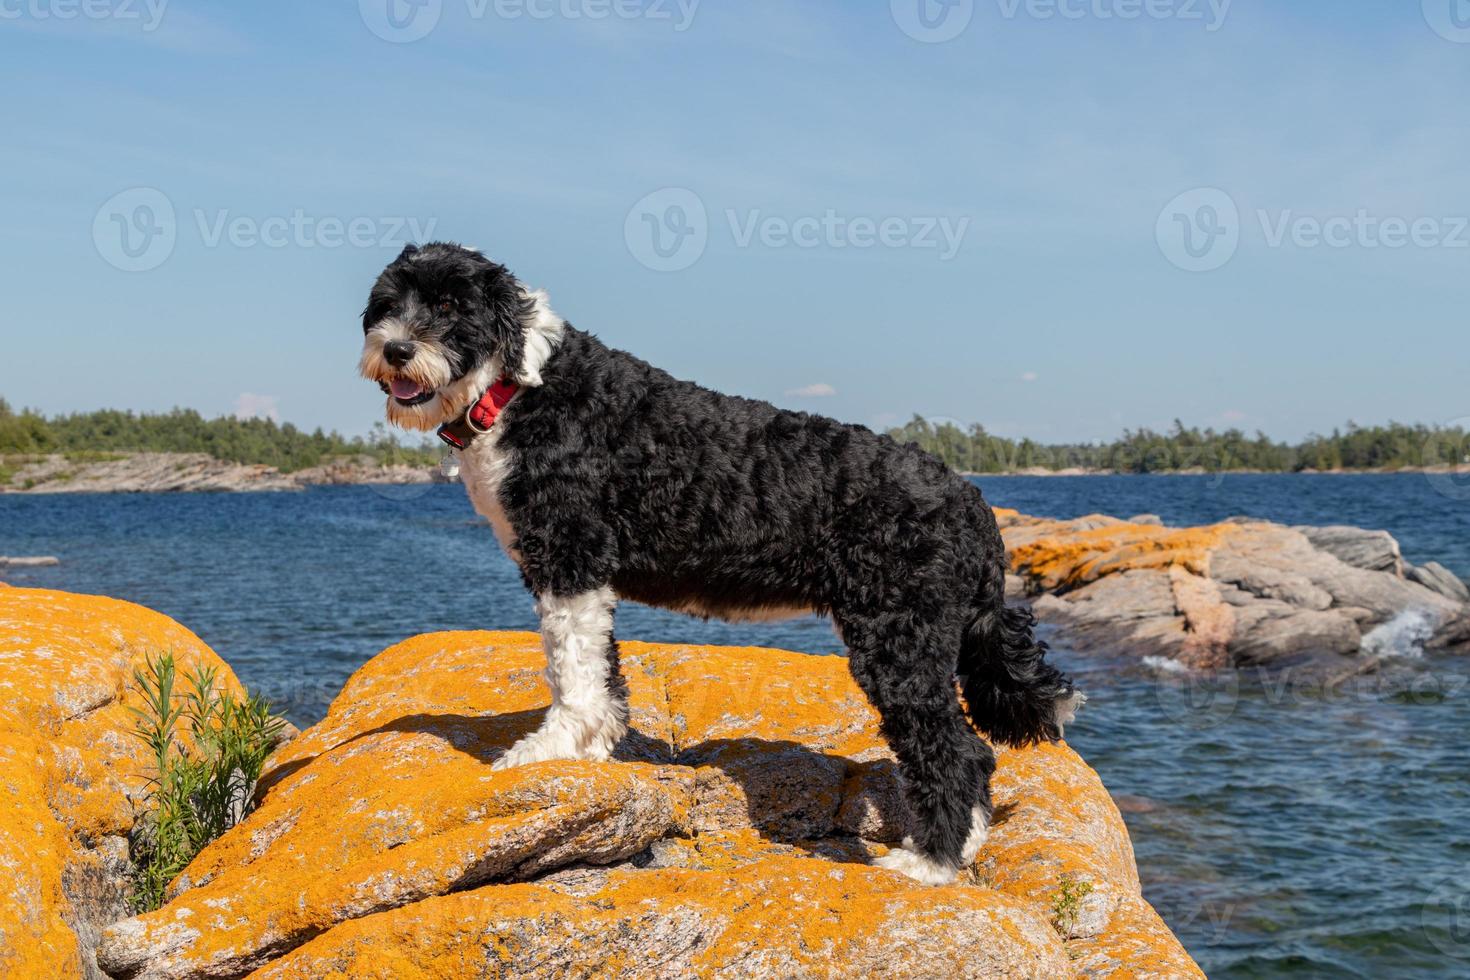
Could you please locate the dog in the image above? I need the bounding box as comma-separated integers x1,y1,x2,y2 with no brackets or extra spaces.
358,242,1082,885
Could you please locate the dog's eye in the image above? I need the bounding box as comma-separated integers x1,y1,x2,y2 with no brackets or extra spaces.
437,300,455,315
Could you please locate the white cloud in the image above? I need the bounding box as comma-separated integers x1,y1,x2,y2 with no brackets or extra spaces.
786,383,837,398
1020,372,1039,383
234,393,280,423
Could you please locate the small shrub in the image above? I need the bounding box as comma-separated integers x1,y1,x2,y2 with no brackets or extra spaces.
127,651,285,912
1051,874,1095,935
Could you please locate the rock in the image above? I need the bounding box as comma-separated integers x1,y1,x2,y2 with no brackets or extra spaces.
1169,566,1234,669
94,629,1199,979
0,587,249,980
1407,562,1470,603
1295,525,1403,574
253,856,1074,980
1002,514,1469,669
1031,571,1190,661
1006,518,1237,593
1228,607,1361,666
0,556,61,567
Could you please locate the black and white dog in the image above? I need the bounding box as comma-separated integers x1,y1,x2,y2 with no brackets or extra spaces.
359,243,1081,885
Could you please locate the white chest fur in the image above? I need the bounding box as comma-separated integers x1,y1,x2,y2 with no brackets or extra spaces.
457,427,520,562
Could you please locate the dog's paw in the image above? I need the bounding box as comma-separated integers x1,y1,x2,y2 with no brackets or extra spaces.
492,733,576,771
960,806,990,864
491,727,616,771
872,838,959,887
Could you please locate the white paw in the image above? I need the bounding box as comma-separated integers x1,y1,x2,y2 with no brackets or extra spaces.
960,806,990,864
491,730,580,771
490,709,624,771
873,838,959,887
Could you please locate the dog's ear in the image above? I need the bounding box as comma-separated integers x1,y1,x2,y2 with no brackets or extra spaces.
395,243,420,263
475,264,533,383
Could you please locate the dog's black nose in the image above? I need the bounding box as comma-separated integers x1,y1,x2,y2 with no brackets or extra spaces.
383,340,416,367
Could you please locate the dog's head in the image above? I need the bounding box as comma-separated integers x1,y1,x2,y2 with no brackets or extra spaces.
359,242,563,431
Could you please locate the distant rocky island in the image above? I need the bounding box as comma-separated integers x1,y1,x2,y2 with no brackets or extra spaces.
0,452,444,494
4,399,1468,492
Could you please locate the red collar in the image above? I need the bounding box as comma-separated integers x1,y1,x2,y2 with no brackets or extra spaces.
437,378,519,450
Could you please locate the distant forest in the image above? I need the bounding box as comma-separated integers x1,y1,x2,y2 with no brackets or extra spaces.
0,398,438,473
886,417,1470,474
3,398,1465,476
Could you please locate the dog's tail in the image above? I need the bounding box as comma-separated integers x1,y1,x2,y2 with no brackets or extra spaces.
958,581,1083,748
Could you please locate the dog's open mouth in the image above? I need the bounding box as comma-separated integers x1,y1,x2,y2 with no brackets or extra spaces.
386,378,435,406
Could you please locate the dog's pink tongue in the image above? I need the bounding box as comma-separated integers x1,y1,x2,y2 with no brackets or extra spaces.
390,379,424,400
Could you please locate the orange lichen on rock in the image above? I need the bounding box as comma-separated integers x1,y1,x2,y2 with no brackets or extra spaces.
253,857,1076,980
1005,519,1240,593
0,732,84,979
984,741,1141,940
0,587,247,979
92,627,1200,979
1068,897,1207,979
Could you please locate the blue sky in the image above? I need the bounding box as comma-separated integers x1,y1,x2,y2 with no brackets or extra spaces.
1,0,1466,442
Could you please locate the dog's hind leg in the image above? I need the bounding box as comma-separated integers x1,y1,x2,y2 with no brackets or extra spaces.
492,586,630,770
841,615,994,885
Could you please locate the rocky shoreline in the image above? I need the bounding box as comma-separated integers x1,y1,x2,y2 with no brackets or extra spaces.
3,452,1465,493
0,452,443,494
998,509,1470,670
1,588,1199,979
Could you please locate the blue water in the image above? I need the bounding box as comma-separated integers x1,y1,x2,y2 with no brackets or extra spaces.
3,474,1468,978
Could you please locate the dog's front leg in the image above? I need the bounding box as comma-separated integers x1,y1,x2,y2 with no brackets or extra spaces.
493,586,630,770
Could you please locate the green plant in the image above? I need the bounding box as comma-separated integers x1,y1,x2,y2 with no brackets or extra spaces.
127,651,285,912
1051,874,1095,935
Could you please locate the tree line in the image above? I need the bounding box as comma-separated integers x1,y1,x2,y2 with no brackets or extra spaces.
0,398,438,473
5,397,1465,476
886,417,1470,474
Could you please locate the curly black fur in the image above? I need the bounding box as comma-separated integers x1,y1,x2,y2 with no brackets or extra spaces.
361,243,1078,874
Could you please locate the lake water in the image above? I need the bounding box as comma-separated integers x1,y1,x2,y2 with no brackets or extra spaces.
3,473,1468,978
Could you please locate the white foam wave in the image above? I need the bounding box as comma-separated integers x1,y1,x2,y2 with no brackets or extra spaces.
1142,655,1192,675
1360,609,1435,660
